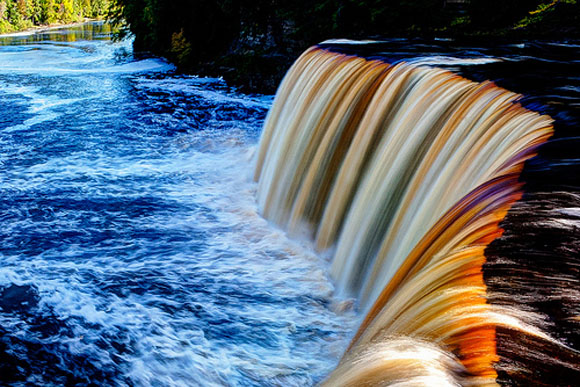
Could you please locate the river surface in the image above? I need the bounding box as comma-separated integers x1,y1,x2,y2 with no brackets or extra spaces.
0,22,356,386
1,22,579,387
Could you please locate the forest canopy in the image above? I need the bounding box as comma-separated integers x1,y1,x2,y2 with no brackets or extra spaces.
0,0,110,33
108,0,580,65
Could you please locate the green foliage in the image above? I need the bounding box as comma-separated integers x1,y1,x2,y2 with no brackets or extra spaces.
110,0,239,67
170,28,191,67
0,0,110,32
514,0,578,30
41,0,58,24
107,0,579,90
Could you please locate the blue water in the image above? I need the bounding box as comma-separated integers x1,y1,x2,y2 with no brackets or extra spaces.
0,23,355,386
3,22,579,387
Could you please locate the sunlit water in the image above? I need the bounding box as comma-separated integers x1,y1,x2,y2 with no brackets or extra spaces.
0,23,356,386
1,22,579,387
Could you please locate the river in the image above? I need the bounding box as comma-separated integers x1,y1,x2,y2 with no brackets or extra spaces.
0,22,356,386
1,21,579,387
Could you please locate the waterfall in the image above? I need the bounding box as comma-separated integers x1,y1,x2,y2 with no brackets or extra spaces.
254,47,578,385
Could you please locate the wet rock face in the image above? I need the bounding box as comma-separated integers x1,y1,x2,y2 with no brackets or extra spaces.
0,284,39,314
484,192,580,386
196,20,300,94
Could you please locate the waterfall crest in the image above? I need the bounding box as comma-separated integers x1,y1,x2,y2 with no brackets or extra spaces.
253,47,573,384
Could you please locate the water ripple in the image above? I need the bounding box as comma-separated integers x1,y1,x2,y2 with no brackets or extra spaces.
0,22,355,387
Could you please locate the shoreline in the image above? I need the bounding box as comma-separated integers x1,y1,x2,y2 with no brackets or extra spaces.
0,19,105,38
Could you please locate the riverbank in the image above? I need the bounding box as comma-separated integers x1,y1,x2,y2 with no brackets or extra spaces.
0,19,104,38
108,0,579,93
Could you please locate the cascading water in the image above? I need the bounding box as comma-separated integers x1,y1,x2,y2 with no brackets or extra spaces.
2,22,580,387
255,47,580,385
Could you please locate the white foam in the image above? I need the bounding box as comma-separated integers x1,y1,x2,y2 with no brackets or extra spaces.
0,28,353,385
0,130,356,386
319,38,386,45
0,32,173,75
0,81,85,132
135,78,273,109
406,55,503,66
0,58,174,74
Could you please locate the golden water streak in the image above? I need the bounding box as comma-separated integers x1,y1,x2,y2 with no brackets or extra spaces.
254,47,554,384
